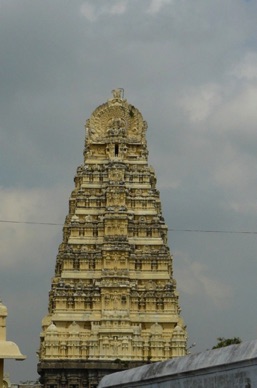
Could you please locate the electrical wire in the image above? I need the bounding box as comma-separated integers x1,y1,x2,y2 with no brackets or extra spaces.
0,219,62,226
168,228,257,235
0,219,257,234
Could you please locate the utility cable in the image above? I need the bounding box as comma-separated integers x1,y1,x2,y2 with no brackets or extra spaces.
0,219,62,226
0,219,257,234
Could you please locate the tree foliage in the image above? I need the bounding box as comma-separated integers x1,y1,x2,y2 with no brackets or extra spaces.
212,337,242,349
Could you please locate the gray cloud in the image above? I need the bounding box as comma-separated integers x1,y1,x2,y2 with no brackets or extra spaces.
1,0,257,381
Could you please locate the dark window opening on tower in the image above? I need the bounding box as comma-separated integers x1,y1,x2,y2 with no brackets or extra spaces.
115,144,119,156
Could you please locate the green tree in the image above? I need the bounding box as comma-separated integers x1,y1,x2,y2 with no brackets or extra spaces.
212,337,242,349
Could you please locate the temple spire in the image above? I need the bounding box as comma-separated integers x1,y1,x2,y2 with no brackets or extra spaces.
38,90,187,388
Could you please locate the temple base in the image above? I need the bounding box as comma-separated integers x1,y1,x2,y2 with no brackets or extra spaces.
38,359,148,388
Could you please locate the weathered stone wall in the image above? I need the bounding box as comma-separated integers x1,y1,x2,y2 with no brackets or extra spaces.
98,340,257,387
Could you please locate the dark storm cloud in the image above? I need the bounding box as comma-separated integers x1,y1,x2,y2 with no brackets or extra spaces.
1,0,257,381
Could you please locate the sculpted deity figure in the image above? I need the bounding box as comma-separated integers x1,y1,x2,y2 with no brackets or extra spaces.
107,118,126,137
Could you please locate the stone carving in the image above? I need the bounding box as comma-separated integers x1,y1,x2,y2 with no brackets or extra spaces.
38,90,187,388
107,118,126,137
112,88,123,99
109,168,124,182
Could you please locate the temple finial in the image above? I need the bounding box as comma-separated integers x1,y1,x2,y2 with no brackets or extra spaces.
111,88,124,99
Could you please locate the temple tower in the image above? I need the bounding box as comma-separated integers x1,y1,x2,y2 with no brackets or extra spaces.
38,90,187,388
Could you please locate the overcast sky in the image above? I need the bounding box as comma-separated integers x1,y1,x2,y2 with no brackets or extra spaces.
1,0,257,382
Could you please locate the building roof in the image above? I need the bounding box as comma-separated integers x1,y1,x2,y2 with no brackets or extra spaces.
0,340,26,360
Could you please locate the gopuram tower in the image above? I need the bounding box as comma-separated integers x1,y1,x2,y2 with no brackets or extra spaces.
38,89,187,388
